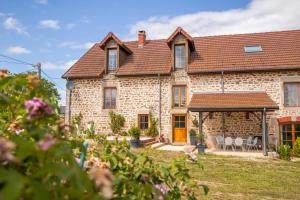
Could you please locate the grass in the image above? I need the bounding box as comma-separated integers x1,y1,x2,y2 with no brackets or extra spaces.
138,149,300,200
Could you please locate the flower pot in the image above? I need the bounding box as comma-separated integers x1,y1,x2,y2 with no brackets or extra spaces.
189,134,197,145
197,144,205,154
130,139,141,148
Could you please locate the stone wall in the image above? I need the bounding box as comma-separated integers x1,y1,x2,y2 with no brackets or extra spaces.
65,69,300,148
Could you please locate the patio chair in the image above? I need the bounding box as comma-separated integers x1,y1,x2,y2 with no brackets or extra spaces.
245,136,252,151
248,137,258,151
234,137,244,151
224,137,235,151
215,135,224,150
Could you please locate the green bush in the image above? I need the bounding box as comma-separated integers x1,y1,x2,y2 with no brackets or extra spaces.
108,111,125,136
145,111,159,137
197,132,205,145
293,137,300,157
128,126,141,140
189,129,196,136
278,144,291,160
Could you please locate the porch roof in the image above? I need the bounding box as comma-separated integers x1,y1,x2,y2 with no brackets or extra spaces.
188,91,279,112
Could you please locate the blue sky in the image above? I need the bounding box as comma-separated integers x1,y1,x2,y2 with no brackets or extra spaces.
1,0,300,105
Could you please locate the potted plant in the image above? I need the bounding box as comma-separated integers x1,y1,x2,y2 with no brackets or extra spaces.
189,129,197,145
196,132,205,153
128,126,141,148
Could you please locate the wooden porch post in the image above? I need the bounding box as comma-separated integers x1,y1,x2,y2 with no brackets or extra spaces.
262,108,268,156
199,112,203,134
221,112,225,140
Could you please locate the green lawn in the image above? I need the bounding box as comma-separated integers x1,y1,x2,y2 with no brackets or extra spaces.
139,149,300,200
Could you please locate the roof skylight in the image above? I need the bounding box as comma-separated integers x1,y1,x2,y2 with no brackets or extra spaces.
244,45,263,53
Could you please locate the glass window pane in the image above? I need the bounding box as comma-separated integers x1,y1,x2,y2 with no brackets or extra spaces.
104,88,116,109
139,115,149,130
175,122,180,128
284,83,299,106
244,45,263,53
179,116,185,121
179,122,185,128
282,131,286,141
175,45,185,69
180,87,185,107
108,49,117,70
174,88,179,107
295,124,300,132
175,116,180,121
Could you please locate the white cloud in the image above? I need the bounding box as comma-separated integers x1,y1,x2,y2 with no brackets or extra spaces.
35,0,48,4
127,0,300,40
58,41,94,49
3,17,28,35
42,59,77,70
39,20,60,30
6,46,31,54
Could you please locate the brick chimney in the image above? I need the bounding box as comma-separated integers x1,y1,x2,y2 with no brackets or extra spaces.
138,30,146,48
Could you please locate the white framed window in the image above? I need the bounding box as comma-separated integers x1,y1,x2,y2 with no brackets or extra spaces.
104,87,117,109
284,82,300,107
108,48,117,70
175,44,185,69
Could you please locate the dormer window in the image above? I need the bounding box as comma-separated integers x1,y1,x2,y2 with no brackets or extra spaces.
175,44,185,69
108,48,117,71
166,27,194,71
99,32,132,74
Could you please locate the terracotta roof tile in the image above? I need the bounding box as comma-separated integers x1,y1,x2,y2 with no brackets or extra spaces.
63,29,300,79
188,92,279,111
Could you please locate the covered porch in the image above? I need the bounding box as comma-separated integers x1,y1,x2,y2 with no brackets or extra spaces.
188,91,279,156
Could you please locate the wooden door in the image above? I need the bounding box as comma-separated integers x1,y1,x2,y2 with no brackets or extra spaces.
173,114,187,143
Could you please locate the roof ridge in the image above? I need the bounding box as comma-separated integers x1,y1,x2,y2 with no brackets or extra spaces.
121,29,300,43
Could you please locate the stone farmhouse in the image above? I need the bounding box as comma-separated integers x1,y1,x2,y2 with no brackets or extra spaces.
62,27,300,154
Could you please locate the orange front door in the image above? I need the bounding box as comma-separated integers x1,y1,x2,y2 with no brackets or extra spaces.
173,114,187,143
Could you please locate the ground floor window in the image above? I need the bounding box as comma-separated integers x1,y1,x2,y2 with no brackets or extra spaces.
138,114,149,130
104,87,117,109
281,123,300,146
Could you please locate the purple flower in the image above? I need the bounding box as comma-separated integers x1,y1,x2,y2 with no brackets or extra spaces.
15,129,24,135
24,97,53,120
155,184,169,195
37,134,57,151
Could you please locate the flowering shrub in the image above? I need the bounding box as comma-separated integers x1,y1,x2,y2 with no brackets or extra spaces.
0,72,101,199
0,71,208,199
94,138,208,199
25,97,53,120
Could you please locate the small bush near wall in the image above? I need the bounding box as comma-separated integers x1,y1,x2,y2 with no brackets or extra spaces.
278,144,292,160
293,138,300,157
128,126,141,140
108,111,125,136
145,112,159,137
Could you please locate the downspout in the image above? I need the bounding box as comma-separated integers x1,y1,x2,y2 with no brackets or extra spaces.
69,88,72,125
158,74,162,136
221,71,225,143
67,78,72,126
